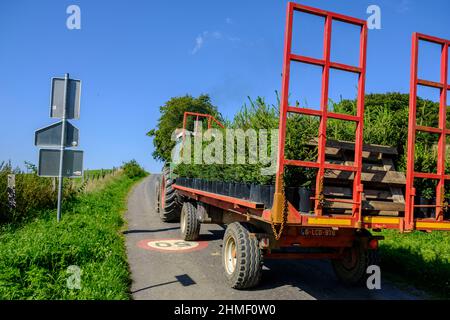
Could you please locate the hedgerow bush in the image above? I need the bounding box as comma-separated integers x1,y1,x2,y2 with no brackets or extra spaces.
122,160,148,179
0,161,77,225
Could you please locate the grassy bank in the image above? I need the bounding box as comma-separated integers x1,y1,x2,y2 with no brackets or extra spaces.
379,230,450,298
0,173,142,300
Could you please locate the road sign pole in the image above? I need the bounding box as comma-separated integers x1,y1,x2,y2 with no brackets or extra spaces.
56,73,69,222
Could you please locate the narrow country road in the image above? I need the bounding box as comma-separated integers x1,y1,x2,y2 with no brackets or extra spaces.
124,175,428,300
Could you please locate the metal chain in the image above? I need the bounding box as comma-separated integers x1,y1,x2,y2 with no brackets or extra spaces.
271,174,288,241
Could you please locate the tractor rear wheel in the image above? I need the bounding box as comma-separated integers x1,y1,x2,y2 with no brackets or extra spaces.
158,166,181,222
222,222,263,289
332,240,380,286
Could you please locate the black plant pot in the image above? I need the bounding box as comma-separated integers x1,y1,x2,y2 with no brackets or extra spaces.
284,187,295,209
239,183,251,200
298,187,313,214
216,181,224,195
250,184,262,203
228,182,235,198
226,182,234,197
260,185,271,208
268,185,275,208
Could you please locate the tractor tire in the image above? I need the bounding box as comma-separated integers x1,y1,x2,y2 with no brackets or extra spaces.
159,166,181,222
332,240,380,286
222,222,263,289
180,202,200,241
154,177,161,214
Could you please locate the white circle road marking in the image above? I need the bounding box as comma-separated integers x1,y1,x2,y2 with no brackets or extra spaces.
137,239,208,253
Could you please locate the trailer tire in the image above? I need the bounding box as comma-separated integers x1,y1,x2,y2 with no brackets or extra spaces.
222,222,263,289
180,202,200,241
332,241,380,286
159,166,181,222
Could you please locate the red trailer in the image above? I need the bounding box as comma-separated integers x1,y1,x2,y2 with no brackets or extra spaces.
156,2,450,289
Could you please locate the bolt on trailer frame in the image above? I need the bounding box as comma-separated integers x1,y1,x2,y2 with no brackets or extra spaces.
405,33,450,232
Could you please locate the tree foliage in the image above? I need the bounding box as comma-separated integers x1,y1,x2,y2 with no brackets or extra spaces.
122,160,148,179
152,92,449,198
147,94,222,162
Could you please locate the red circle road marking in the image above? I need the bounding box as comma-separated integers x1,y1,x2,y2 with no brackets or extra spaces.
137,239,208,253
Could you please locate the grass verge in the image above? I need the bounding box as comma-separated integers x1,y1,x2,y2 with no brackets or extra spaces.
379,229,450,298
0,173,142,299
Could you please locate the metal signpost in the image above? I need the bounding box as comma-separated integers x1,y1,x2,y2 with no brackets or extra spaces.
35,73,83,222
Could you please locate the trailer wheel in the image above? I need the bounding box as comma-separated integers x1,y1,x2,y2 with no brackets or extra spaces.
332,241,380,286
222,222,262,289
159,166,181,222
180,202,200,241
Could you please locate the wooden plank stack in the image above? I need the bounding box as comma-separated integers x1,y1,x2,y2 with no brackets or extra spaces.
308,138,406,216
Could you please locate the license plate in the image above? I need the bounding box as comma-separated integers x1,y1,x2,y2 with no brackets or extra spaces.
300,228,337,237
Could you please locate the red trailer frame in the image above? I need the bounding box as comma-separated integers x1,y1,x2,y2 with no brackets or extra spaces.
405,33,450,231
182,111,224,132
272,2,367,229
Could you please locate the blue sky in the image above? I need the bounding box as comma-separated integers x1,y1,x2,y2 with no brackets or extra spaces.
0,0,449,173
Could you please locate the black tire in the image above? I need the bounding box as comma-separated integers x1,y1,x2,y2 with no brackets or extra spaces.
222,222,263,289
180,202,200,241
159,166,181,222
332,240,380,286
154,178,161,214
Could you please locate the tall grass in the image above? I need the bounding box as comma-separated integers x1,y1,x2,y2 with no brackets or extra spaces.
0,173,141,299
0,161,76,225
379,229,450,298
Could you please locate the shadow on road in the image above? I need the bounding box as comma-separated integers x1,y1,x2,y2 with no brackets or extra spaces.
199,229,225,241
132,274,197,294
123,227,180,235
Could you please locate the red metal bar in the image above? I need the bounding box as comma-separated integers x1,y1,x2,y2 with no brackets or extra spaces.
329,62,362,74
325,163,357,172
405,34,420,230
173,184,265,209
416,32,450,45
416,125,444,134
327,112,360,122
290,54,324,66
291,2,366,26
273,2,294,224
315,15,332,216
353,23,368,227
284,159,320,168
436,41,448,221
417,79,445,89
414,172,450,180
183,112,225,130
405,33,450,229
287,106,322,116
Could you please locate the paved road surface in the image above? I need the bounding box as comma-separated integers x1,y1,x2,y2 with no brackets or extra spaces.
124,175,428,300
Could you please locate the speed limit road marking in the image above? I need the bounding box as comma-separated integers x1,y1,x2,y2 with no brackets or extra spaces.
137,239,208,253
